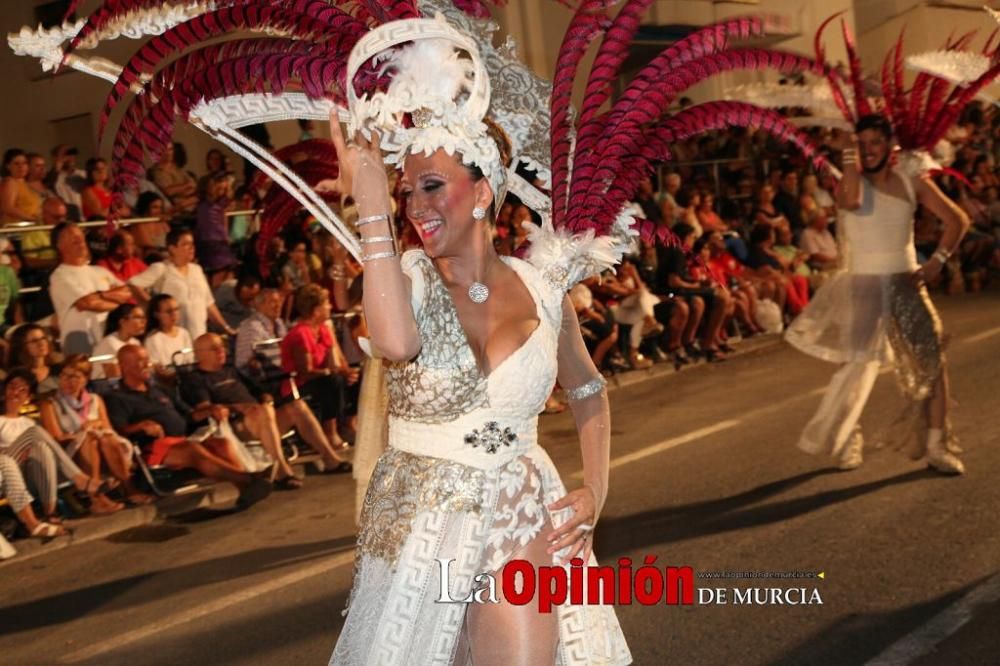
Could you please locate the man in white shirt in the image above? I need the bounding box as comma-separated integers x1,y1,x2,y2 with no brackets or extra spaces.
49,223,133,354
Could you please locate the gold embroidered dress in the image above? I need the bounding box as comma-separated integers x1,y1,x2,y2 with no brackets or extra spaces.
785,168,954,457
331,250,631,665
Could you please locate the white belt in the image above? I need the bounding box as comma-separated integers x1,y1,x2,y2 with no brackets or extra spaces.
388,413,539,470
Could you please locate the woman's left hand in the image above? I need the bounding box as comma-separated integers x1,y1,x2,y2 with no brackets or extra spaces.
546,486,598,564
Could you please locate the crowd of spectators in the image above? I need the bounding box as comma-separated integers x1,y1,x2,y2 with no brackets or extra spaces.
1,99,999,554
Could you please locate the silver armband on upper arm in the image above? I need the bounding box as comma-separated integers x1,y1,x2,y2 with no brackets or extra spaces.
565,376,607,402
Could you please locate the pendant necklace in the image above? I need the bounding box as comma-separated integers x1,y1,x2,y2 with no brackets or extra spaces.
468,260,495,303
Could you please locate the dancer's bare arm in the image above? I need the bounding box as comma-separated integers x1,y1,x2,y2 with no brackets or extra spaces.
548,294,610,563
836,134,862,210
328,112,420,362
916,176,971,284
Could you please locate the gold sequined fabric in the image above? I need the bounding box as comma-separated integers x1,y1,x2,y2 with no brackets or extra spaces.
386,253,488,423
885,277,943,402
356,448,487,567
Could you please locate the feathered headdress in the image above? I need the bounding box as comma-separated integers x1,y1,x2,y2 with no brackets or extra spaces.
727,10,1000,177
9,0,837,291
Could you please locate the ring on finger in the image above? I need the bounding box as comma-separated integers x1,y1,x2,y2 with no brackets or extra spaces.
576,523,594,532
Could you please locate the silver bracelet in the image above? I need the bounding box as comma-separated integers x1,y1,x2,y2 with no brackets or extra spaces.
933,249,951,264
356,214,390,227
359,235,395,245
565,376,607,402
361,250,398,263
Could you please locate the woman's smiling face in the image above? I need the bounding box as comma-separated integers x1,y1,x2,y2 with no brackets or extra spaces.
400,149,492,258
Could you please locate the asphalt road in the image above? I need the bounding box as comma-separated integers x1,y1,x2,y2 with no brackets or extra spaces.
1,289,998,666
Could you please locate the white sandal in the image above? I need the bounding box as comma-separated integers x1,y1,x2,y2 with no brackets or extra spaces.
30,521,68,539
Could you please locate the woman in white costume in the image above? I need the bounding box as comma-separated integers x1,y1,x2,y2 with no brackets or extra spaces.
327,23,631,666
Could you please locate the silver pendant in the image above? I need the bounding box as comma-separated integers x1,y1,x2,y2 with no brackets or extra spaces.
468,281,490,303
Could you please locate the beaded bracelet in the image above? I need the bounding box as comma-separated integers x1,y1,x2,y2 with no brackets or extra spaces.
361,250,398,263
359,235,395,245
565,376,607,402
356,213,390,227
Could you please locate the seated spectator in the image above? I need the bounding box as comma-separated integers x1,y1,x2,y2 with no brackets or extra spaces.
691,234,759,341
0,369,122,518
130,192,170,261
21,197,63,270
47,145,86,222
799,208,839,272
97,230,148,283
674,187,702,236
569,280,622,373
148,143,198,215
0,149,42,225
0,452,69,539
92,303,147,379
195,172,237,275
753,184,789,228
696,192,728,233
106,345,271,508
745,223,810,316
281,285,358,449
50,222,132,355
0,238,22,331
9,324,60,396
214,273,261,331
81,158,130,220
129,228,235,339
279,238,314,319
182,333,352,487
235,288,288,372
195,148,232,197
654,223,731,361
25,154,54,201
39,355,154,505
601,261,663,369
144,294,194,377
772,169,803,231
772,222,813,279
705,231,766,335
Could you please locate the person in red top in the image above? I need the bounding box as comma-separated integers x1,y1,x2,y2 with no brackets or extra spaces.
698,232,764,336
280,284,359,449
97,230,148,284
708,229,787,314
81,158,130,220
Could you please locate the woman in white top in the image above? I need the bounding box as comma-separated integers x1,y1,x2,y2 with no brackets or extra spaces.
128,228,235,340
0,369,123,524
91,303,147,379
144,294,194,380
40,355,154,505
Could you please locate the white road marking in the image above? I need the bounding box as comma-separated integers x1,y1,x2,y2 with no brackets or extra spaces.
962,325,1000,345
865,571,1000,665
572,420,742,479
60,550,356,664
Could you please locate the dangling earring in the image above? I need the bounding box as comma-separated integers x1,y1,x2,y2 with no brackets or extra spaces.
472,206,487,221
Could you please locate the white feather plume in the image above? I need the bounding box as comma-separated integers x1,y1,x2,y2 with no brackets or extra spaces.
384,39,474,112
524,210,639,292
905,50,991,84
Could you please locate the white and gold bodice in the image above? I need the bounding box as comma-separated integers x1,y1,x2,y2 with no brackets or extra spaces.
384,250,564,470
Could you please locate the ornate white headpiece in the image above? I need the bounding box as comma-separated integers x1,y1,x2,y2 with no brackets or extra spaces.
346,14,507,204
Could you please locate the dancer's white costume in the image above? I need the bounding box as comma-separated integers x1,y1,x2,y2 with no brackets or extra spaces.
333,253,631,664
786,168,955,460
